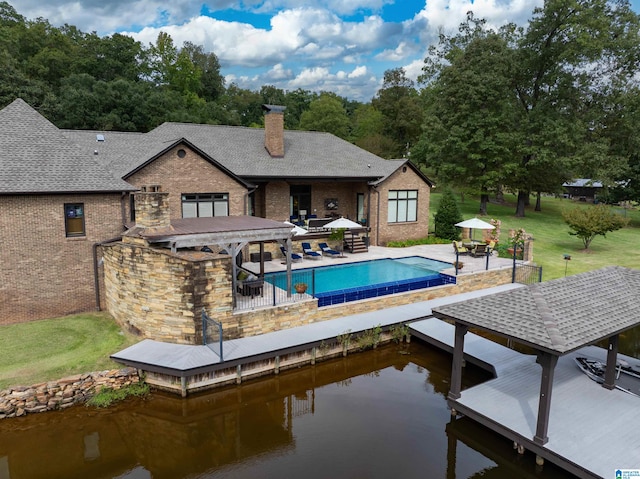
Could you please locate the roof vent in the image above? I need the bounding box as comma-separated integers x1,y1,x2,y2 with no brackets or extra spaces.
96,134,105,142
94,150,98,155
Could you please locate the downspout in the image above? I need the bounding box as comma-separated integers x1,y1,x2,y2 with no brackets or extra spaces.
376,187,381,247
93,236,124,311
244,185,258,215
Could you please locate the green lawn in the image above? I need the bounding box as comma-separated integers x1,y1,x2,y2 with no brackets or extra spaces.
430,192,640,280
0,312,138,390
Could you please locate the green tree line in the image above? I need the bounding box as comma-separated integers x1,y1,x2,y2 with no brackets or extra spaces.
2,1,640,211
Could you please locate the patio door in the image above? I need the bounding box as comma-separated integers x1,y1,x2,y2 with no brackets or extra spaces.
356,193,365,224
290,185,311,219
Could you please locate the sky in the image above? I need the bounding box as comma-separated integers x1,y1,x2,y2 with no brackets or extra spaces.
12,0,640,101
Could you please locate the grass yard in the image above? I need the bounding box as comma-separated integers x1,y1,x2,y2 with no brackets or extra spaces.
430,192,640,280
0,312,138,390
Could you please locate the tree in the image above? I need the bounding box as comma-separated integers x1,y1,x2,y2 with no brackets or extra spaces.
299,92,350,139
418,2,640,217
562,204,628,249
372,68,422,158
417,28,519,215
434,189,463,241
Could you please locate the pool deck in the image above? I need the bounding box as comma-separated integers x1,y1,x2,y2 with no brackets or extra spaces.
241,243,515,276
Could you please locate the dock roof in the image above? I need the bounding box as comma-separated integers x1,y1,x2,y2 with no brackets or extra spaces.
432,266,640,355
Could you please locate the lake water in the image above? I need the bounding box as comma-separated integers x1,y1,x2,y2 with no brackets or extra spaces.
0,341,576,479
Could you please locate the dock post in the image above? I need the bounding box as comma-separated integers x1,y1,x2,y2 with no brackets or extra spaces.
603,334,619,390
275,355,280,374
533,352,558,445
448,323,468,401
236,365,242,384
536,455,544,466
311,347,316,365
181,377,187,398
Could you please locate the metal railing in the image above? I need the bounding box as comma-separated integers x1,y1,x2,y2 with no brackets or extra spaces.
513,264,543,285
202,309,223,360
235,268,316,311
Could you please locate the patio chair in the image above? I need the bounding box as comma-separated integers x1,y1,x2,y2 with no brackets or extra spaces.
301,242,322,260
318,242,340,257
487,240,496,255
471,243,488,257
280,246,302,262
453,241,468,255
236,271,264,298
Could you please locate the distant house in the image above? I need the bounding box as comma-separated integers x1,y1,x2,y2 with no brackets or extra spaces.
562,179,603,202
0,99,434,323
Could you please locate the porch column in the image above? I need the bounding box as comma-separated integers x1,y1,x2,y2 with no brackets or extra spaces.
603,334,619,390
286,237,292,297
534,352,558,445
448,323,468,401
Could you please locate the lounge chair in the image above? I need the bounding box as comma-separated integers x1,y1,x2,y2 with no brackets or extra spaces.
453,241,468,255
280,246,302,262
301,242,322,260
471,243,488,257
318,242,340,257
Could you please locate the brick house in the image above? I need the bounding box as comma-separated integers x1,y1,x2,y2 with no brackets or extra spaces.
0,99,433,324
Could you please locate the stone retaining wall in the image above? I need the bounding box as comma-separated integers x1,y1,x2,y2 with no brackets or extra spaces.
0,368,140,419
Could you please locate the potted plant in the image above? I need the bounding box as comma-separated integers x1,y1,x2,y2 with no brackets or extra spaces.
454,261,464,269
294,282,308,294
507,228,526,259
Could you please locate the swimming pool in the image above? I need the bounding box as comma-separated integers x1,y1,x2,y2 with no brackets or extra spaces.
265,256,456,307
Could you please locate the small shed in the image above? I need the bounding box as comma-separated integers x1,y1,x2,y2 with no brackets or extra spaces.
432,266,640,445
562,179,603,202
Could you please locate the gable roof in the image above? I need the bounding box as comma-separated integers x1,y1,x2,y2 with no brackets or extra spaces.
63,121,414,184
0,99,135,194
432,266,640,355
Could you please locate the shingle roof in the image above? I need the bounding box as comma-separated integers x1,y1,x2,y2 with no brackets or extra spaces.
0,99,135,194
63,121,406,182
432,266,640,355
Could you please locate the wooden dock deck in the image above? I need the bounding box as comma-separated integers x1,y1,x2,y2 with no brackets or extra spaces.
111,281,639,478
410,318,640,479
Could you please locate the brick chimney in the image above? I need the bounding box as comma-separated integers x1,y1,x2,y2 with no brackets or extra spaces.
263,104,286,157
134,185,171,228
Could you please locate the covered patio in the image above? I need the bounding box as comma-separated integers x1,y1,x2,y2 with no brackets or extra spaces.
431,266,640,476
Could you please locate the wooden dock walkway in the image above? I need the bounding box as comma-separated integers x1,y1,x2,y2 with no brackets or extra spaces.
410,318,640,479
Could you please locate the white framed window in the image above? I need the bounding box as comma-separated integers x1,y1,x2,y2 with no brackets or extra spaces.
388,190,417,223
181,193,229,218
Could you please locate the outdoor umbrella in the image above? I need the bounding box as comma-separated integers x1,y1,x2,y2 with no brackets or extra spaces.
454,218,495,241
284,221,307,236
323,217,362,256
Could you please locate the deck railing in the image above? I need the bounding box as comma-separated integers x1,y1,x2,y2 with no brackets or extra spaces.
235,269,316,311
202,308,223,360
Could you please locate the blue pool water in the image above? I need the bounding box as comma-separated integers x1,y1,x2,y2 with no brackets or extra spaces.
265,256,456,307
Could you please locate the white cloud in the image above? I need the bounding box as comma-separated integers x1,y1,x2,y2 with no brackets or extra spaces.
11,0,553,101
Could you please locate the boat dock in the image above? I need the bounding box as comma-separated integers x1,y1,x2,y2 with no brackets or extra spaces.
112,281,640,479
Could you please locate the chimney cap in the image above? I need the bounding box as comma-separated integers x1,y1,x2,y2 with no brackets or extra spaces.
262,104,286,113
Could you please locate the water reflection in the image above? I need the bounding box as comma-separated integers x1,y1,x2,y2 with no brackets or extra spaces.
0,342,575,479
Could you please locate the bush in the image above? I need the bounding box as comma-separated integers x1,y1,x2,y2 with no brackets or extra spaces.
86,382,150,408
434,189,463,240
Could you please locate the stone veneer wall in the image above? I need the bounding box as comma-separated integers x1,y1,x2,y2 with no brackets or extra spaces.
103,241,234,344
0,368,139,419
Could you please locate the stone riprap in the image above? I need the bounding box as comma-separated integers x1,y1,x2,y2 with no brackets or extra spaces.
0,368,139,419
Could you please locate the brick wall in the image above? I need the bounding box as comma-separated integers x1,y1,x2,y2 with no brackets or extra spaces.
125,144,248,220
0,194,124,324
370,166,431,246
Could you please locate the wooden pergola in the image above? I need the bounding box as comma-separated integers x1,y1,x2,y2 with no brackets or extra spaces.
136,215,297,306
432,266,640,445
